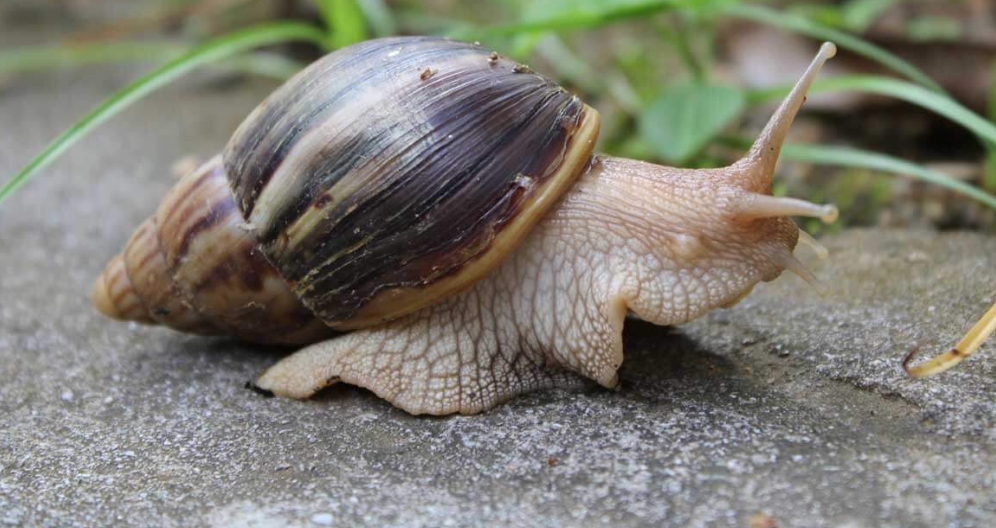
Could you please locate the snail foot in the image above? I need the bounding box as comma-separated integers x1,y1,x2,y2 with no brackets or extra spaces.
252,321,589,415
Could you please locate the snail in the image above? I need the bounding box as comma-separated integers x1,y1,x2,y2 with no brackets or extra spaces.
92,36,842,415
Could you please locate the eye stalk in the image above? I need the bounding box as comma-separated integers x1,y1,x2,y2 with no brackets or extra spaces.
720,42,839,294
724,41,839,227
732,42,837,192
730,193,839,224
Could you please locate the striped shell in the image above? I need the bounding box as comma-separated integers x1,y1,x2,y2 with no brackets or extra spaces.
224,36,599,330
92,156,333,344
93,36,599,340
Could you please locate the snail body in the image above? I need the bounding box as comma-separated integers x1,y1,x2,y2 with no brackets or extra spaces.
93,37,839,415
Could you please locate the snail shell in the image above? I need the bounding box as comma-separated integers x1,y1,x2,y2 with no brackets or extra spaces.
93,156,332,343
93,36,600,340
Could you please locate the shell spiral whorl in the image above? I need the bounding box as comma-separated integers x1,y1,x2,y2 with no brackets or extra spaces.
93,36,599,341
92,156,333,344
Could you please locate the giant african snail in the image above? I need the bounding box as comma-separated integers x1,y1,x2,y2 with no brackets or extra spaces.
92,36,841,415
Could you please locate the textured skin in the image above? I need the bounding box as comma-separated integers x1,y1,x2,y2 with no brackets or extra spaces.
255,156,800,414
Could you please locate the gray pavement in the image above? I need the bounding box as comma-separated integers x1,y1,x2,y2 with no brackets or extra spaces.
2,45,996,528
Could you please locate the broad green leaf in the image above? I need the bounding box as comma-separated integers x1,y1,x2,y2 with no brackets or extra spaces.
726,4,942,92
639,84,745,164
0,21,328,206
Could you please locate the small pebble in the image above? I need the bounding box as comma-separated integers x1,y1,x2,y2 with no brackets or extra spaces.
311,513,334,526
60,390,74,402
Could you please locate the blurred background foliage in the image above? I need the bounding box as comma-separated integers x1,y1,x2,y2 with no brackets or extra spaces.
3,0,996,234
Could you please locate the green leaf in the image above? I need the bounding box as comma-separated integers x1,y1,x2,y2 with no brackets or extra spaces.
0,21,328,207
726,3,943,92
315,0,367,48
639,84,745,164
749,75,996,148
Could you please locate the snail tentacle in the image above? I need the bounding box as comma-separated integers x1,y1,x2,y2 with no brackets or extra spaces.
797,229,830,260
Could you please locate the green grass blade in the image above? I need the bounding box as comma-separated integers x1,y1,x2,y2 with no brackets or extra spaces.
726,3,943,92
315,0,336,35
331,0,368,48
781,144,996,210
314,0,367,48
0,42,304,81
748,75,996,148
356,0,396,37
0,21,327,206
450,0,682,38
452,0,941,99
222,52,306,81
762,141,996,210
0,42,187,74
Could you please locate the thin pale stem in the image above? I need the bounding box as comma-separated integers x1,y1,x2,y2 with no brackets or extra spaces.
904,300,996,377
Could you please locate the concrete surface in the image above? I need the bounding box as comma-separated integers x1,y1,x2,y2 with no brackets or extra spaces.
3,44,996,528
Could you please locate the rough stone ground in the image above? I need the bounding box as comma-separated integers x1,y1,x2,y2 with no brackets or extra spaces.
2,35,996,528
